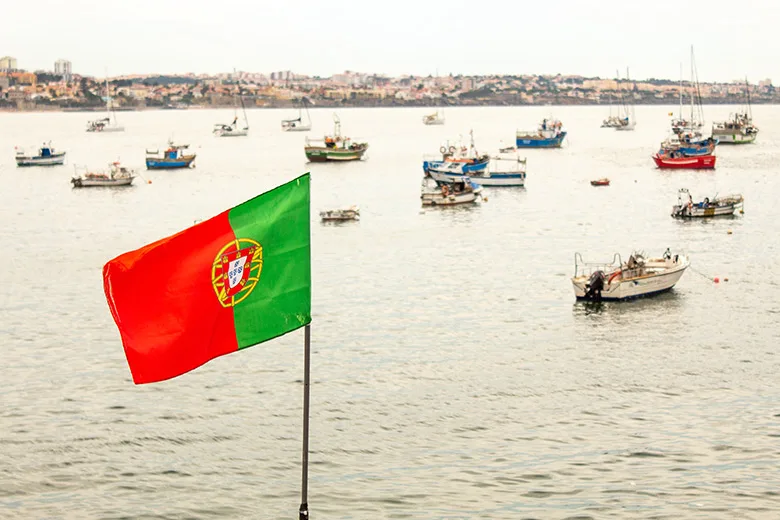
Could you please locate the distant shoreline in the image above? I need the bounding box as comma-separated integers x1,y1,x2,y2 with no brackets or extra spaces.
0,99,772,114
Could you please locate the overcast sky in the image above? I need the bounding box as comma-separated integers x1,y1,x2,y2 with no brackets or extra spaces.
2,0,775,83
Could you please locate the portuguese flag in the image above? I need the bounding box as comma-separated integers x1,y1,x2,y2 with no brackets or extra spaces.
103,174,311,384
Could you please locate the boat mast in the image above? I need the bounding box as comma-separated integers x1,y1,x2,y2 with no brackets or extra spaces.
105,76,116,124
745,77,752,120
678,63,683,120
691,46,704,125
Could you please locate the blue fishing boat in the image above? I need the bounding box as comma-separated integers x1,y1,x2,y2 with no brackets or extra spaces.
145,141,196,170
659,134,717,157
422,131,489,174
516,118,566,148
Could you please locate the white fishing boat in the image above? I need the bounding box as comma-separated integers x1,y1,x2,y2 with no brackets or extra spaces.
15,142,66,166
572,250,689,301
320,206,360,222
671,189,743,218
86,77,124,133
71,162,136,188
214,89,249,137
282,99,312,132
711,79,758,144
421,177,482,206
422,109,445,125
429,154,526,187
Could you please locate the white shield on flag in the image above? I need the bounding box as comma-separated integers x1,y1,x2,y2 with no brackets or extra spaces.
227,256,248,289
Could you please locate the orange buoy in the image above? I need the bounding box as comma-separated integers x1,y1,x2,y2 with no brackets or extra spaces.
713,277,720,283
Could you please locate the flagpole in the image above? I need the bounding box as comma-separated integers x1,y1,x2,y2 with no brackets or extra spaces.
299,324,311,520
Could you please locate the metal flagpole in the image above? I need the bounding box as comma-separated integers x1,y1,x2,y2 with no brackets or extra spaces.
299,324,311,520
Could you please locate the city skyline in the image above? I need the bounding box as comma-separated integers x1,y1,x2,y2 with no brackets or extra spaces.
3,0,777,83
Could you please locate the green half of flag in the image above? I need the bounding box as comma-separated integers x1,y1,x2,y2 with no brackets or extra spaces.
103,174,311,384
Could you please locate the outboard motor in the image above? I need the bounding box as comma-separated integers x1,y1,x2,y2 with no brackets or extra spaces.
584,270,605,301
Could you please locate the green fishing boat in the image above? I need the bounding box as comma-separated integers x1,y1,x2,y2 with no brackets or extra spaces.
304,114,368,162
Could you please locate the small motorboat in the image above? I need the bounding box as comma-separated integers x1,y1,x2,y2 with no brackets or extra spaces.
652,152,716,170
429,154,526,187
15,142,66,166
145,141,196,169
320,206,360,222
572,249,689,301
421,177,482,206
71,162,136,188
671,189,743,218
422,109,445,126
590,178,610,186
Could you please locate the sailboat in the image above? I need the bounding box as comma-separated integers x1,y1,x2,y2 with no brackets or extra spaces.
86,77,124,133
711,78,759,144
672,48,705,135
614,68,636,131
282,98,312,132
214,88,249,137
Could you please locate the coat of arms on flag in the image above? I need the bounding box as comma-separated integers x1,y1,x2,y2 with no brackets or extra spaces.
211,239,263,307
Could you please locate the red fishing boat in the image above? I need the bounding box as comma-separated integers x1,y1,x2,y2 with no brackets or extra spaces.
590,178,610,186
652,153,716,169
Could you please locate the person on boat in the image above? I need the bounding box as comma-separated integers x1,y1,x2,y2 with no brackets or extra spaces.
325,136,336,149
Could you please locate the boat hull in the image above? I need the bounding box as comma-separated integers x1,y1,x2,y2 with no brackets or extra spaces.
515,131,566,148
71,177,135,188
428,169,525,187
283,125,312,132
423,159,489,176
214,128,248,137
652,154,716,169
16,153,66,167
305,146,367,162
87,126,125,133
572,261,688,301
421,191,477,206
672,203,741,218
145,156,196,169
711,131,757,144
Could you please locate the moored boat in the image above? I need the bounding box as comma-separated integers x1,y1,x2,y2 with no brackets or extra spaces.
145,141,196,169
71,162,136,188
213,90,249,137
422,109,445,125
659,133,717,157
572,250,689,301
15,143,66,166
711,79,758,144
428,154,526,187
423,131,489,175
282,98,312,132
320,206,360,222
590,178,610,186
516,118,566,148
671,189,743,218
86,77,124,133
652,152,715,169
304,114,367,162
421,177,482,206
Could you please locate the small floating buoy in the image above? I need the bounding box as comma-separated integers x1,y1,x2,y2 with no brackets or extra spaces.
714,277,720,283
724,277,729,282
147,179,152,184
727,230,733,235
483,197,489,202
